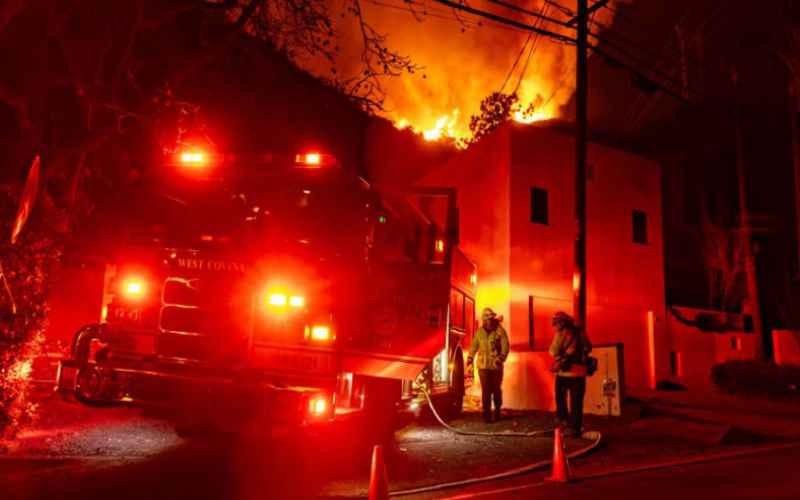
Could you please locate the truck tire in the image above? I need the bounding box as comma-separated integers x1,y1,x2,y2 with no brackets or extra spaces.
74,365,108,405
447,352,465,418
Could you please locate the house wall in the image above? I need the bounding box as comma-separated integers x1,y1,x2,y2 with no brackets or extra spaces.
665,306,757,388
504,124,667,407
413,123,668,409
773,330,800,366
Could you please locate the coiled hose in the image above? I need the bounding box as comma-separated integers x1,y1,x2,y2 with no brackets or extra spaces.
387,388,602,497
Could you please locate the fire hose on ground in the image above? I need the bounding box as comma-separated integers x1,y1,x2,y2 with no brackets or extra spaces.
386,388,603,497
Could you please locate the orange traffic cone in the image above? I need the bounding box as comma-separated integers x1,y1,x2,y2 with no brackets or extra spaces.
368,444,389,500
546,427,573,482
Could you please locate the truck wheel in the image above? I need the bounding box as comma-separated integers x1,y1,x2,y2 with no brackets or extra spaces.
448,353,465,418
75,365,107,405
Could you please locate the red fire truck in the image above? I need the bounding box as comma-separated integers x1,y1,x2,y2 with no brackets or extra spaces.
56,149,477,435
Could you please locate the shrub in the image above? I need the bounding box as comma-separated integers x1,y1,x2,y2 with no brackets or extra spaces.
711,361,800,397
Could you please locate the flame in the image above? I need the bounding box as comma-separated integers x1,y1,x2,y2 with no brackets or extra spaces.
291,1,619,145
513,109,551,124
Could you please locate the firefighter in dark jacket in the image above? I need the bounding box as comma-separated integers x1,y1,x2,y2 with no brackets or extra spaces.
467,308,510,422
549,311,592,436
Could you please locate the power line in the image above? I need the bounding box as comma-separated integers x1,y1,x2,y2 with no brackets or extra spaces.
488,0,570,28
365,0,542,35
430,0,575,44
382,0,693,105
513,2,550,94
500,33,533,93
365,0,481,28
490,0,694,98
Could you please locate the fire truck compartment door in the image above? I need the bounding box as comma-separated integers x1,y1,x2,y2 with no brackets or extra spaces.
344,263,450,380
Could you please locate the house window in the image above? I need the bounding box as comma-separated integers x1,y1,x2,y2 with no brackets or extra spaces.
730,336,742,351
530,187,549,225
633,210,648,244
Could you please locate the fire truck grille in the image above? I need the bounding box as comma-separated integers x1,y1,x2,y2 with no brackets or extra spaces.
158,334,216,361
158,276,248,363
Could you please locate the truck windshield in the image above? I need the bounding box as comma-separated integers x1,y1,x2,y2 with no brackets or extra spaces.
129,169,370,258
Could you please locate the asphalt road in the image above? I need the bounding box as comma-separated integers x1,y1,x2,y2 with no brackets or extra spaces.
433,444,800,500
0,400,569,500
5,395,798,500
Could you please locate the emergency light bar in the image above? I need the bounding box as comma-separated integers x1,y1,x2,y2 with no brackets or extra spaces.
167,150,338,169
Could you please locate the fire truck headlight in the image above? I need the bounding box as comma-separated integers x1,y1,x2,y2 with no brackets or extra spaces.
264,288,305,311
267,293,287,307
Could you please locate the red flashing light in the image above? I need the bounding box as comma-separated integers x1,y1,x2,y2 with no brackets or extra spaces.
294,152,336,168
179,150,207,167
121,277,146,300
308,394,331,418
302,153,321,165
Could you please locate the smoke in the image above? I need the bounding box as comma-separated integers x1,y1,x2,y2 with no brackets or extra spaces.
294,1,619,143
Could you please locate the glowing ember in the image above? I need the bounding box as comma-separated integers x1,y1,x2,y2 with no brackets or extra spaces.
9,359,33,381
513,110,552,124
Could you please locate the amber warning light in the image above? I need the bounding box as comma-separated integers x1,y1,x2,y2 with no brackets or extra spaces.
304,325,333,342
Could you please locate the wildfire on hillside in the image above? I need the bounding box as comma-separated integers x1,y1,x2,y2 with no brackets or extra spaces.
292,1,618,146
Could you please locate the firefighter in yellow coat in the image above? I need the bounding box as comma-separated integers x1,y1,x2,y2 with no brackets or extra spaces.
467,308,510,422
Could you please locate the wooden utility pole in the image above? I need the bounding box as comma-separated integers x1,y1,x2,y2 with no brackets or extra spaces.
573,0,588,331
732,71,766,360
788,82,800,280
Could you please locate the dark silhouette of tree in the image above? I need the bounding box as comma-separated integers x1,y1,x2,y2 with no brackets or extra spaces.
468,92,519,144
700,204,746,313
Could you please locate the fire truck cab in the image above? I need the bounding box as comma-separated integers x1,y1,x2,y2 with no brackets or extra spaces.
56,149,476,434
